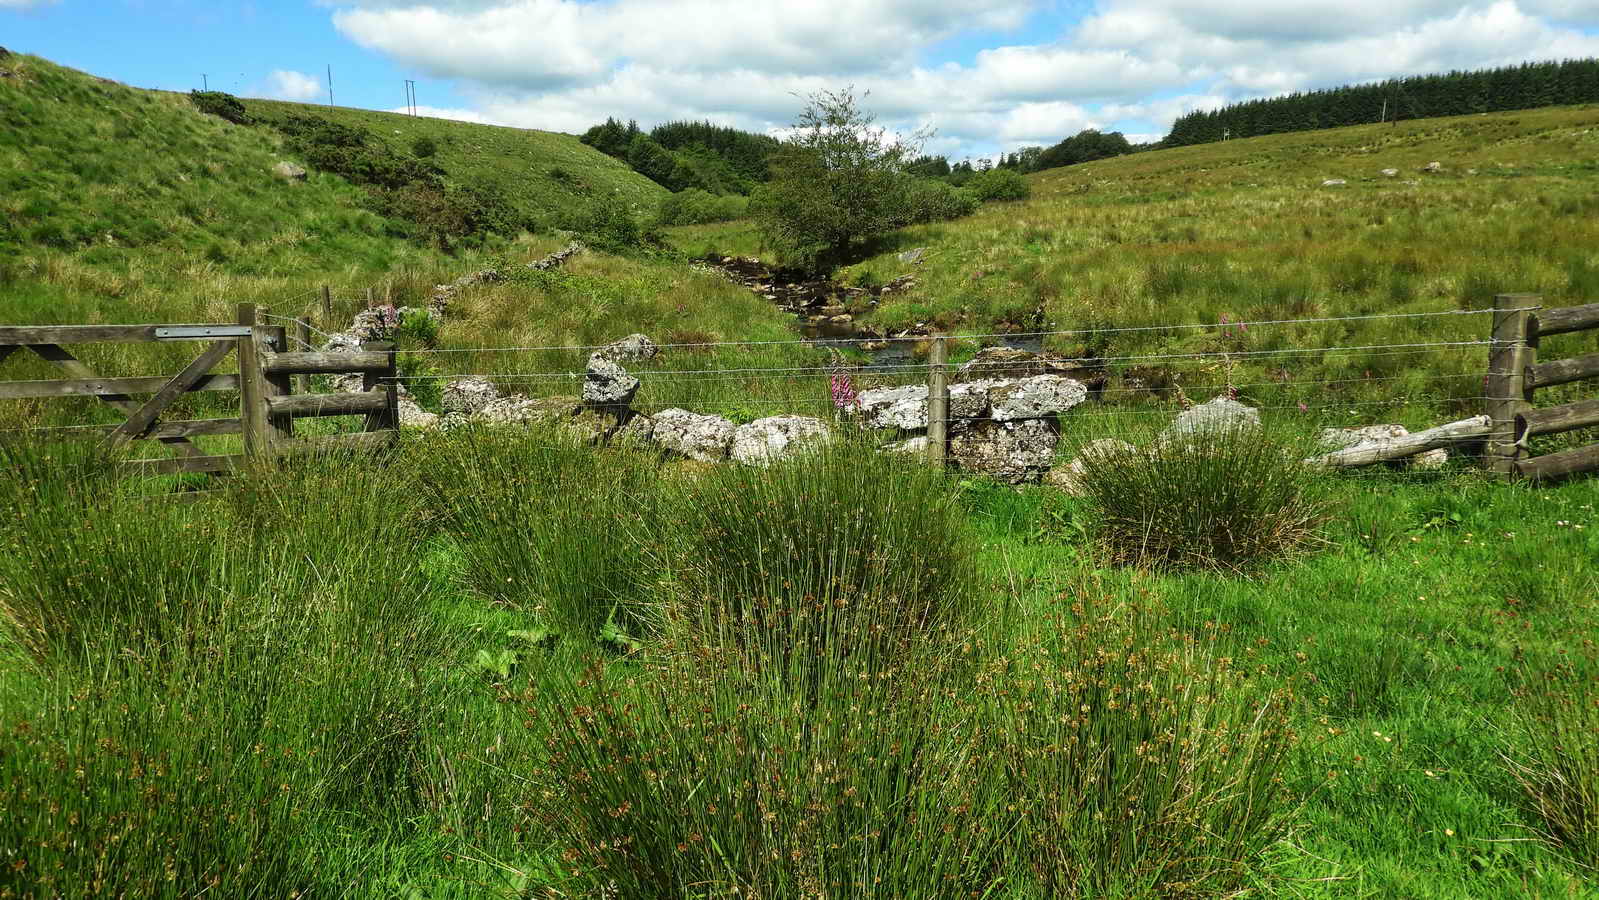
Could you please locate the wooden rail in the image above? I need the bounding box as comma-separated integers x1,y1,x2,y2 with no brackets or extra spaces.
1487,294,1599,482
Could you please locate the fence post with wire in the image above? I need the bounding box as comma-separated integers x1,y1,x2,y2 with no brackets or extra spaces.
1507,295,1599,481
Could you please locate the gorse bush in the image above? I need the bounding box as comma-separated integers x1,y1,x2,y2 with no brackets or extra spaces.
1073,422,1330,570
896,177,980,225
656,187,749,225
966,166,1031,202
187,89,250,125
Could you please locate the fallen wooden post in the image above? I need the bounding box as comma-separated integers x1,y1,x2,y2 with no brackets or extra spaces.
1305,415,1492,468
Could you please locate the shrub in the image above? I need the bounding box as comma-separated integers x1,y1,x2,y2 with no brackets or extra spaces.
580,194,659,252
1072,423,1330,570
656,187,749,225
410,135,438,158
188,90,250,125
967,166,1031,202
896,177,979,225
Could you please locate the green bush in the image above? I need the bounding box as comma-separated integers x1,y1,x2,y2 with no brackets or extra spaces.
967,166,1031,202
1072,423,1330,570
410,135,438,158
188,90,250,125
656,187,749,225
897,177,980,225
580,194,659,252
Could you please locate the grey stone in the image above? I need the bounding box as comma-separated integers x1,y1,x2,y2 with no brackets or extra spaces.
1380,168,1399,177
441,376,502,417
1411,448,1449,470
883,436,928,455
1045,438,1136,496
650,408,736,462
955,347,1090,382
1162,396,1261,441
272,161,307,181
398,396,440,430
857,385,929,430
470,395,576,427
730,415,832,465
1421,161,1442,173
950,379,1001,419
1321,178,1347,187
898,247,929,264
988,375,1087,421
593,333,659,364
583,354,640,408
950,419,1060,484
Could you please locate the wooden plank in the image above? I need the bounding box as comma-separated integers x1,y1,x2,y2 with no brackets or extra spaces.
24,344,206,459
108,340,236,443
1517,398,1599,439
237,304,269,458
0,373,240,400
122,454,243,476
1305,416,1492,468
262,351,390,375
15,418,243,441
1529,352,1599,390
0,324,238,345
265,391,387,418
1535,302,1599,337
1517,443,1599,482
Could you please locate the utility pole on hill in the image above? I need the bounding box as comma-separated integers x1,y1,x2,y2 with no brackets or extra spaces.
202,74,208,91
327,65,334,107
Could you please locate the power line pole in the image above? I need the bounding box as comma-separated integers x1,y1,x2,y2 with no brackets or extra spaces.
202,73,208,91
404,80,417,116
326,64,334,107
1380,99,1387,124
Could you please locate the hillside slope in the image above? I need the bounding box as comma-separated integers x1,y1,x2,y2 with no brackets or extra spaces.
242,97,666,229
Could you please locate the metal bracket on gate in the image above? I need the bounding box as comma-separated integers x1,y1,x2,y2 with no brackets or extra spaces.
153,326,254,340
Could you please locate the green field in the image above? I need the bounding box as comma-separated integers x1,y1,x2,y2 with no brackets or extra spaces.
3,53,1599,899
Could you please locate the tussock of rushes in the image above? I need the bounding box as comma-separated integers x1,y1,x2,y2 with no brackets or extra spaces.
1506,645,1599,869
1074,425,1331,571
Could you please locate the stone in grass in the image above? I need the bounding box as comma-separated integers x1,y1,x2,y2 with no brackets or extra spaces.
583,354,639,408
650,408,737,462
857,384,929,430
272,161,307,181
593,333,660,364
950,419,1059,484
1045,438,1137,497
988,375,1088,421
1161,396,1261,443
1322,179,1347,187
441,376,503,417
730,415,832,465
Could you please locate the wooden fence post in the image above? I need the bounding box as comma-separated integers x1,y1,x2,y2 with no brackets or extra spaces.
295,317,313,395
361,340,399,432
1486,292,1540,477
237,303,268,460
320,285,332,323
926,335,949,469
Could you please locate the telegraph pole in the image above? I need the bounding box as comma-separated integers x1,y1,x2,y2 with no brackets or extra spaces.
202,74,208,91
326,64,334,107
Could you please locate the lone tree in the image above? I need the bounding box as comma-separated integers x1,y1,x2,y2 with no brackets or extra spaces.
753,88,923,273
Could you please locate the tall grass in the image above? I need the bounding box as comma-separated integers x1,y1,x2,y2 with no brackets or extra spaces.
1073,424,1332,571
1507,646,1599,869
0,445,469,896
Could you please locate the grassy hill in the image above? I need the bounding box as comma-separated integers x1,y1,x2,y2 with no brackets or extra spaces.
241,96,666,229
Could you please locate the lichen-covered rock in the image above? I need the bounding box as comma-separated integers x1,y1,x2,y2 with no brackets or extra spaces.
988,375,1087,421
1411,448,1449,470
398,396,439,430
583,354,639,408
955,347,1086,382
730,415,831,465
949,379,1000,420
1162,396,1261,441
594,334,660,364
651,408,736,462
272,161,307,181
882,435,928,455
950,419,1059,484
1045,438,1136,496
441,376,502,417
857,385,929,430
470,395,576,426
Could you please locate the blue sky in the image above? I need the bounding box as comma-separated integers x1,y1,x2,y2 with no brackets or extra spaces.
5,0,1597,160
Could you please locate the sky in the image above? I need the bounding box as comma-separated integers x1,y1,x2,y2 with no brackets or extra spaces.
4,0,1599,161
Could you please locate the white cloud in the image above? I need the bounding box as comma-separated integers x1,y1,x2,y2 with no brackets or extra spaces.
385,105,505,125
0,0,59,9
326,0,1599,159
261,69,324,102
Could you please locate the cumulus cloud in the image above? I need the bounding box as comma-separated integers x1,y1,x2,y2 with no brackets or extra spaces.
326,0,1599,159
261,69,324,102
386,105,506,125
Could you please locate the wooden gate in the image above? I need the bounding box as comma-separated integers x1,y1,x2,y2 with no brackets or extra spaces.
1,303,399,475
1485,292,1599,480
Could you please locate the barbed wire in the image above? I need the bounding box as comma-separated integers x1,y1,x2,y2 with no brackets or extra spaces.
397,308,1500,356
